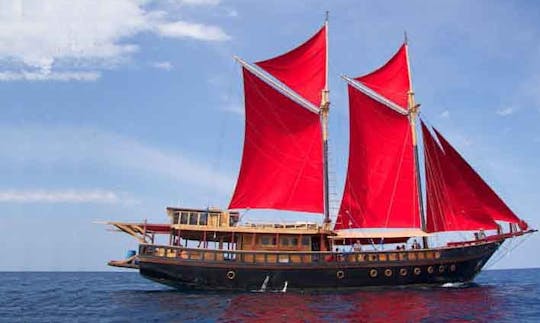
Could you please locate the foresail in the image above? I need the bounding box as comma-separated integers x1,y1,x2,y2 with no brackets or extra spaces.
422,122,499,232
355,44,410,109
228,68,324,213
335,85,420,229
256,26,327,107
432,128,526,229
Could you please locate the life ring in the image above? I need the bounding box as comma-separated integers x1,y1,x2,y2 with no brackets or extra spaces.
414,267,421,275
226,270,236,280
438,265,445,273
427,266,434,274
450,264,456,272
399,268,407,276
337,270,345,279
369,269,378,278
384,269,393,277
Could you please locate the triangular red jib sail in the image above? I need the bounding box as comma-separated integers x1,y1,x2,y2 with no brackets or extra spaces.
335,84,420,229
422,121,499,232
255,26,327,107
432,127,527,230
228,68,324,213
355,44,410,109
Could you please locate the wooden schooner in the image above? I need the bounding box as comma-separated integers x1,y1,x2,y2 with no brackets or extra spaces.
106,19,535,291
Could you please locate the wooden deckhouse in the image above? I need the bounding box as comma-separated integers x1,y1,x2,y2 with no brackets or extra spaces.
106,17,535,291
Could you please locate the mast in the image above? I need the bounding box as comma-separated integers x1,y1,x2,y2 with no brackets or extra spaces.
404,33,429,248
321,12,331,228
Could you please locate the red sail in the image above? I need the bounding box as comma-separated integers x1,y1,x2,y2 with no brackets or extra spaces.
255,26,326,107
228,68,323,213
335,86,420,229
433,128,523,226
356,44,410,109
422,122,499,232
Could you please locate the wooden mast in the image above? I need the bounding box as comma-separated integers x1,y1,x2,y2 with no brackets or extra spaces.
321,12,331,229
404,33,429,248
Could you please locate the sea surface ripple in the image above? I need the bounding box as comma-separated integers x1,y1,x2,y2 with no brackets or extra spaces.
0,269,539,322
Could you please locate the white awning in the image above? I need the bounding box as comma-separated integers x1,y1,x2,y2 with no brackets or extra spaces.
329,228,430,239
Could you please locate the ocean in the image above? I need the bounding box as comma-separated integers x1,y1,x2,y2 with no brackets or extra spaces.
1,269,539,322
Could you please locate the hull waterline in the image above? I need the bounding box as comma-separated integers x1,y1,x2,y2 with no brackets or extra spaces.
137,240,501,291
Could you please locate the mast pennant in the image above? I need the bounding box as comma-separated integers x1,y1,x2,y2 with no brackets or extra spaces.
229,26,327,213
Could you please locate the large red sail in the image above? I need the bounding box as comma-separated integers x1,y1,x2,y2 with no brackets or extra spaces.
432,128,525,228
422,122,499,232
356,44,410,109
228,68,323,213
255,26,326,107
335,85,420,229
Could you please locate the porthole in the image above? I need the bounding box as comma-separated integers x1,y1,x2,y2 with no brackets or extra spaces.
427,266,434,274
438,265,445,273
399,268,407,276
226,270,236,280
384,269,393,277
450,264,456,272
414,267,421,275
337,270,345,279
369,269,378,278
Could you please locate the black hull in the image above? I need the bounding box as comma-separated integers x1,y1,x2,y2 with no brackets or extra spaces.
137,241,502,291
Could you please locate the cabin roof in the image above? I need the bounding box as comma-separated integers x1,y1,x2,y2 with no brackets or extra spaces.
171,223,328,235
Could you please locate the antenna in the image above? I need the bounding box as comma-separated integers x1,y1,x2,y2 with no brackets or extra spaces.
404,30,408,44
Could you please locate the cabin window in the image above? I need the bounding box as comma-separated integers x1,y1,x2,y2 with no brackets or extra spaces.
291,237,298,246
229,214,239,226
260,236,276,246
301,237,310,246
280,237,289,246
180,212,188,224
199,212,208,225
189,212,198,225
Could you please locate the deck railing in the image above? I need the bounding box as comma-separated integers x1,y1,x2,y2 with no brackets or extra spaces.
139,244,441,265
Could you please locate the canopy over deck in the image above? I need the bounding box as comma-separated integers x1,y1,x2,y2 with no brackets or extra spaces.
330,228,430,244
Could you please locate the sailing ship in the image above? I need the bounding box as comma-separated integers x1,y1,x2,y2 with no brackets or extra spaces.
107,20,535,291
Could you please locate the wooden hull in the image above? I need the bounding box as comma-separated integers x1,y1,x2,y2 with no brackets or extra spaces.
137,240,502,291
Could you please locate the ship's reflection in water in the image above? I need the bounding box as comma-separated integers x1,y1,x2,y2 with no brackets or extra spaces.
219,285,502,322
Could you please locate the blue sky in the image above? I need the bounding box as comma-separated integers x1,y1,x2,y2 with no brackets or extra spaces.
1,0,539,270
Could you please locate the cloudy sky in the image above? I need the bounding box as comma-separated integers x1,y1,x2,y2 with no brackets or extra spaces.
1,0,539,270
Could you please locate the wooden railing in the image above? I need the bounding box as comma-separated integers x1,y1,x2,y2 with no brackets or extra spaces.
139,244,442,265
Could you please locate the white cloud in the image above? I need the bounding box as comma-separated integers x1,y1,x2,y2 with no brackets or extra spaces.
439,110,450,118
175,0,221,5
0,0,230,81
151,61,173,71
221,104,244,116
496,107,515,117
156,21,230,41
0,189,123,203
0,71,100,81
0,124,234,195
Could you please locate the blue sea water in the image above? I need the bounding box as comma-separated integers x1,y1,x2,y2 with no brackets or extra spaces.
0,269,539,322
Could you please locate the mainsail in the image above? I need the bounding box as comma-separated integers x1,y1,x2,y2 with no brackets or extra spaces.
255,26,327,107
423,122,525,232
336,44,420,229
229,26,327,213
355,44,410,109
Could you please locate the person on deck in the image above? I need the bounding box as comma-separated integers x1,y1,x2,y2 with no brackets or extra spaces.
412,239,420,249
352,240,362,252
